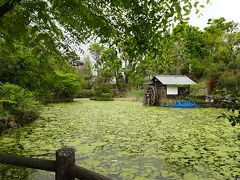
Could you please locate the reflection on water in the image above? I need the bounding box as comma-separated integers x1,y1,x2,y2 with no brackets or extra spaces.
0,99,239,179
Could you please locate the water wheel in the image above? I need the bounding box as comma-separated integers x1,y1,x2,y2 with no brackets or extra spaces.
144,85,157,106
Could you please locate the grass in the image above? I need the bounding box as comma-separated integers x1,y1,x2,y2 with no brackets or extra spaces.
0,99,239,179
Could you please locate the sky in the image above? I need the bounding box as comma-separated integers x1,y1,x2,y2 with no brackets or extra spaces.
189,0,240,29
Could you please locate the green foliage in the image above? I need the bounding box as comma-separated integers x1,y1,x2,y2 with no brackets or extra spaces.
90,42,148,90
75,89,93,98
203,18,240,91
190,59,205,78
0,33,81,103
0,83,41,125
89,43,104,68
87,18,239,95
52,70,80,101
48,0,204,55
220,71,240,91
215,90,240,127
1,0,208,101
89,44,118,95
189,81,207,96
83,57,93,81
89,43,122,90
126,89,144,102
91,97,114,101
101,93,113,99
93,69,113,96
91,93,114,101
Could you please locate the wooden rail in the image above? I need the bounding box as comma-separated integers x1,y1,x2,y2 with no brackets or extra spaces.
0,147,112,180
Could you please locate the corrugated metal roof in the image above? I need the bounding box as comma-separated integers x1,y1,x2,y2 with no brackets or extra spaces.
153,75,196,85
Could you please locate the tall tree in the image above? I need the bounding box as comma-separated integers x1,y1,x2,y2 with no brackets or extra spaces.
204,18,240,91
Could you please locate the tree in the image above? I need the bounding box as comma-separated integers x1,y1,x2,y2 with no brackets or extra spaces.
1,0,207,57
89,43,122,91
204,18,240,91
101,48,122,88
161,25,207,76
0,32,81,102
93,69,114,96
89,43,104,70
1,0,211,94
83,57,93,81
1,0,207,92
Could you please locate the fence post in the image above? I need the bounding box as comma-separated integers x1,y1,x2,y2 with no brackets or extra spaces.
56,147,75,180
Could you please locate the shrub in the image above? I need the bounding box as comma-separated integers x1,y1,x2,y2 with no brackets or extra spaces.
214,90,240,126
126,89,144,102
51,70,80,102
93,69,114,96
90,92,114,101
190,81,207,96
75,89,94,98
0,83,41,127
90,97,114,101
101,93,113,99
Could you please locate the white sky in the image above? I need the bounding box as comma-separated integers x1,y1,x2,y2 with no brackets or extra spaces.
189,0,240,29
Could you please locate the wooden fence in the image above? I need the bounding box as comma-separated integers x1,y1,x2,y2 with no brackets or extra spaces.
0,147,112,180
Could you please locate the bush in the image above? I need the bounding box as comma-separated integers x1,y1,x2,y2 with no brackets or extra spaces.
52,70,80,101
220,71,240,91
214,90,240,126
93,69,114,96
75,89,93,98
101,93,113,99
190,81,207,96
126,89,144,102
90,92,114,101
0,83,41,127
90,97,114,101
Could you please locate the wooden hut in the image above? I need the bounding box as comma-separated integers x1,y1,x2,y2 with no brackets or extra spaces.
144,75,196,106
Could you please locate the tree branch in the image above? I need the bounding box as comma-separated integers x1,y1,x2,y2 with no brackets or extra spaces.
0,0,21,17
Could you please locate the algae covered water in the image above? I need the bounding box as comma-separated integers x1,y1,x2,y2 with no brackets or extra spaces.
0,99,239,179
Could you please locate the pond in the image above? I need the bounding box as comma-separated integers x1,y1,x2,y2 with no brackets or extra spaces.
0,99,239,179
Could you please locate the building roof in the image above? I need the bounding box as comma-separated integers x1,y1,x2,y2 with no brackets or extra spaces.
153,75,196,85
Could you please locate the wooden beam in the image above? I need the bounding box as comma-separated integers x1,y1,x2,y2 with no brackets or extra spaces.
0,153,56,172
69,165,112,180
0,148,112,180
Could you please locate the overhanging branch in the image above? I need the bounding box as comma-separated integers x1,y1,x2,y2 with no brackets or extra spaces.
0,0,21,17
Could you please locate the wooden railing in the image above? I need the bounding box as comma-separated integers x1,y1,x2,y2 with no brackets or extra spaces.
0,147,112,180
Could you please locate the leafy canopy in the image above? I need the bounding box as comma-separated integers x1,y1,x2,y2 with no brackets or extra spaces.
1,0,206,55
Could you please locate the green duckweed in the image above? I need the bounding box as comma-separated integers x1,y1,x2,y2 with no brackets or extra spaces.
0,99,239,179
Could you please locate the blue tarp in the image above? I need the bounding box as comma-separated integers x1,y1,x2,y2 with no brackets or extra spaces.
170,100,199,108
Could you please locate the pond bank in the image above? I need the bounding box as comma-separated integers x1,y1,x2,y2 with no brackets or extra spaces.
0,99,239,179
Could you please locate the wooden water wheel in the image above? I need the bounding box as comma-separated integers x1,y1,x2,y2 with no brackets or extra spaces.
144,85,157,106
